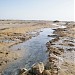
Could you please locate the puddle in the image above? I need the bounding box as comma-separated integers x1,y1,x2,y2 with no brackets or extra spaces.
2,28,54,75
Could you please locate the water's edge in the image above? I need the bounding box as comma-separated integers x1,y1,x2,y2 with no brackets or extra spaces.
2,28,55,75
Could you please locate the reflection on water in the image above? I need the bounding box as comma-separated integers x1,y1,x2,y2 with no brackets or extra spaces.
3,28,54,75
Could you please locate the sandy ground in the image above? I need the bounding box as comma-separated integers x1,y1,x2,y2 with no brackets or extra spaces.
0,20,55,73
0,20,75,75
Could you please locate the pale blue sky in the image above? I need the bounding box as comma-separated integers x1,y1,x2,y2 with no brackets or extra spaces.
0,0,74,21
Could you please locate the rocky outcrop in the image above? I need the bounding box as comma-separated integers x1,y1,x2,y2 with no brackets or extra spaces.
9,62,54,75
29,62,44,74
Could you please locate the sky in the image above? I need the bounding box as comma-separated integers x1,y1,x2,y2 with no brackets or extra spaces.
0,0,74,21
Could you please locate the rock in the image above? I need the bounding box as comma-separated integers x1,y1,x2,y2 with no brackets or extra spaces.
47,35,51,37
42,70,51,75
20,68,27,74
53,20,59,23
49,57,57,62
46,42,51,47
53,51,61,55
47,35,57,37
29,62,44,75
51,37,59,42
49,47,62,55
45,62,52,70
11,68,27,75
20,37,26,41
58,48,64,52
21,71,31,75
68,43,74,46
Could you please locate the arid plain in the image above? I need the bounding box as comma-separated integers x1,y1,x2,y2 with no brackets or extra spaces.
0,20,75,75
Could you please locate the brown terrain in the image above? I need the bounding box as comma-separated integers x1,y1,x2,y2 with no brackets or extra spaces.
0,20,55,73
0,20,75,75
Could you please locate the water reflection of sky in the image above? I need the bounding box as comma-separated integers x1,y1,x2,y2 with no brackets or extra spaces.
3,28,54,75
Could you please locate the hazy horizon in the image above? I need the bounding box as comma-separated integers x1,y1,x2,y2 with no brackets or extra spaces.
0,0,74,21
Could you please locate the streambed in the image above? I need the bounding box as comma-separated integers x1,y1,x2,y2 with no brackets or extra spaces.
2,28,55,75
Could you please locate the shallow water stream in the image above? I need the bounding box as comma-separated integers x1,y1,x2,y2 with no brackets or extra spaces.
2,28,54,75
